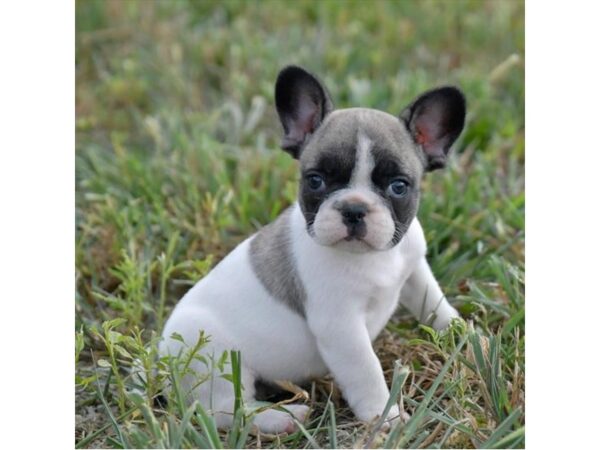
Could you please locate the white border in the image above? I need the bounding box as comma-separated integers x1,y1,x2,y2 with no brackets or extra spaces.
0,1,74,448
527,1,600,448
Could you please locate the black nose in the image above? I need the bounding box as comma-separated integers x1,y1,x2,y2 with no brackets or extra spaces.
341,203,367,225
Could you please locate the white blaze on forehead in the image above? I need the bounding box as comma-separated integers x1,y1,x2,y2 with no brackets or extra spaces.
350,129,374,188
313,124,396,250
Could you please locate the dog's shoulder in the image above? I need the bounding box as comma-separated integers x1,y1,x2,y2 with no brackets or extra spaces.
249,205,307,317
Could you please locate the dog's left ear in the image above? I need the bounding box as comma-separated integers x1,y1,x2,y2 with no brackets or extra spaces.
275,66,333,159
400,87,466,171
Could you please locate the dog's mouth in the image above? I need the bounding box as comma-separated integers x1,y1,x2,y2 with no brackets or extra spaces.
310,230,380,253
335,237,376,253
308,224,371,246
343,233,366,243
339,229,377,249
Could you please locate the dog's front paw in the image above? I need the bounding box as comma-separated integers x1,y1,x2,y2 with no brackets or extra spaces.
379,405,410,430
356,403,408,430
432,305,460,330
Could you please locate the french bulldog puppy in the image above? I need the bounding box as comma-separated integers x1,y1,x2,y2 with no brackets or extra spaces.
160,66,466,434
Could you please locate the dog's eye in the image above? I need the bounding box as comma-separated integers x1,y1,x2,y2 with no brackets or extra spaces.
388,179,409,198
306,174,325,192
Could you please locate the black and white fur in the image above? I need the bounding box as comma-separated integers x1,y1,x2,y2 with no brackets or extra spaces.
160,66,466,434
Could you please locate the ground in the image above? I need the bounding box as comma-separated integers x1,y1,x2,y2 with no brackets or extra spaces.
75,1,525,448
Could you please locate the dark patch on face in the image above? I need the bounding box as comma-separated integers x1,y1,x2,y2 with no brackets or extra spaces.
298,125,358,232
370,147,421,247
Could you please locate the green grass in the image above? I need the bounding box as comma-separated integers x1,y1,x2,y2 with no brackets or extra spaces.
75,0,524,448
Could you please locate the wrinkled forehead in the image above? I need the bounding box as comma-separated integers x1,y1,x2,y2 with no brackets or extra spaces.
300,108,425,179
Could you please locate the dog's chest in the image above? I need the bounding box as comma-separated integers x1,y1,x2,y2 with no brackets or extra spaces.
301,245,411,340
361,254,413,339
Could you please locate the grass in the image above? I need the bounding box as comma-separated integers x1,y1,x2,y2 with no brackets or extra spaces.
75,0,524,448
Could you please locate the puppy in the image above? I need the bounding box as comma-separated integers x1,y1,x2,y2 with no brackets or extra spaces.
160,66,466,434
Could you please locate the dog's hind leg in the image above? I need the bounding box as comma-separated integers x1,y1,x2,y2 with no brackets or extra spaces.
161,310,308,433
184,354,309,433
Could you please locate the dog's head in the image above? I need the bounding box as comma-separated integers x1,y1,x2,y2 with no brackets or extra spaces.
275,66,466,253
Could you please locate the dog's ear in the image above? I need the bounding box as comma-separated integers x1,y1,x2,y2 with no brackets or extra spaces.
275,66,333,159
400,87,466,171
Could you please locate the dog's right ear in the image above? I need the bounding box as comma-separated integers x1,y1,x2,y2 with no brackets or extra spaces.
275,66,333,159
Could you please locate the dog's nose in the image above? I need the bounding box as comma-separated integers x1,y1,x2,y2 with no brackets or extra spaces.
341,203,367,225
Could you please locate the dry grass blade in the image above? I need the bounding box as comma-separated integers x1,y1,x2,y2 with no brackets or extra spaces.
273,380,311,403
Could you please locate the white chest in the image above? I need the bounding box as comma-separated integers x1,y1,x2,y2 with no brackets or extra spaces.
289,204,425,339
